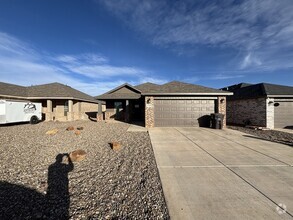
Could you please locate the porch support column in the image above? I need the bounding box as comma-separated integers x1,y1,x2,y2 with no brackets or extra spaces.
125,99,130,122
67,99,74,121
97,101,103,121
46,99,53,121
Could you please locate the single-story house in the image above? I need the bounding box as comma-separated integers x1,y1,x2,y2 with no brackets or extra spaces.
0,81,105,121
221,82,293,129
96,81,232,128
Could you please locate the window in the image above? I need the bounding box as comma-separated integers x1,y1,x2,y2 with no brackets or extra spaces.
114,102,122,108
64,101,69,116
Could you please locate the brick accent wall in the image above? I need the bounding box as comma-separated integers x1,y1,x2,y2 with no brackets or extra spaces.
145,96,154,128
226,98,267,127
217,96,227,128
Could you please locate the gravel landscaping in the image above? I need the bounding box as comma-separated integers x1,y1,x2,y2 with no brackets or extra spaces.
228,125,293,146
0,121,169,219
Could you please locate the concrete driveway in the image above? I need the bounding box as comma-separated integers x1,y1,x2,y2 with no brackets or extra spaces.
149,127,293,220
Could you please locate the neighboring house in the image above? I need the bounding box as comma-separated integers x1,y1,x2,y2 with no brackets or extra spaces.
0,82,105,121
222,82,293,129
96,81,232,128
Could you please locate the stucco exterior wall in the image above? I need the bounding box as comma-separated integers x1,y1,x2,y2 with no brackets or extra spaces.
226,98,267,127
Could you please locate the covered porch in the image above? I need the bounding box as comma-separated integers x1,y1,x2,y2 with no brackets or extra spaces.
101,98,145,124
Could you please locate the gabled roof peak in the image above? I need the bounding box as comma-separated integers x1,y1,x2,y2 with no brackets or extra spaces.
103,83,141,95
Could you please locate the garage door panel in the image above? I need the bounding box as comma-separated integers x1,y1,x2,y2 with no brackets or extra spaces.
154,99,215,127
274,101,293,128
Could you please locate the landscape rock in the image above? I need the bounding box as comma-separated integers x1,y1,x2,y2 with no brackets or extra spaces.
75,130,81,135
229,125,293,146
45,129,58,135
69,149,87,162
66,126,75,131
0,121,169,219
110,142,122,151
76,127,84,130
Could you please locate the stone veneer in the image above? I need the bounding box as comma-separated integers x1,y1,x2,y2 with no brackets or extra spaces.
217,96,227,128
266,98,274,129
145,96,154,128
226,97,271,127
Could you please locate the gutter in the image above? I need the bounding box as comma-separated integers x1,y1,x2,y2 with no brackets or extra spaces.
142,92,233,96
267,95,293,98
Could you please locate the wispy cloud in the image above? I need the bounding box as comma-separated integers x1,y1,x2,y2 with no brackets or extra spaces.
0,32,165,95
57,53,108,65
99,0,293,71
240,53,262,69
208,73,244,80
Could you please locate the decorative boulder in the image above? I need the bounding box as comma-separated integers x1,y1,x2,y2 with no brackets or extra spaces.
45,129,58,135
66,126,74,131
69,149,86,162
110,142,122,151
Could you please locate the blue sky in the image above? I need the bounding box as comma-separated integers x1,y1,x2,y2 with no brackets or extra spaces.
0,0,292,95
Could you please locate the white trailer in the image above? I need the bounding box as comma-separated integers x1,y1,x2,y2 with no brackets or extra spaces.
0,100,42,124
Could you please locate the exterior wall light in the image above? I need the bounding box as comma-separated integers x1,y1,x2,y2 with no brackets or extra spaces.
220,98,225,103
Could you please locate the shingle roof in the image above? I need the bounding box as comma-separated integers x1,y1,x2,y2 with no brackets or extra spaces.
0,82,27,97
221,83,252,92
96,93,141,100
263,83,293,95
96,83,141,100
27,83,98,102
140,81,230,94
0,81,98,103
96,81,231,100
134,82,161,93
227,83,293,99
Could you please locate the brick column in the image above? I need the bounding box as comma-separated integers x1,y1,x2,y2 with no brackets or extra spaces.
145,96,154,128
217,96,226,128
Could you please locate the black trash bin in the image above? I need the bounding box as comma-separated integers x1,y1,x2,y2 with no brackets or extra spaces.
210,113,224,129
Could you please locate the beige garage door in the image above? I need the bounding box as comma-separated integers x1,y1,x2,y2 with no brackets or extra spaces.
154,99,215,127
274,100,293,128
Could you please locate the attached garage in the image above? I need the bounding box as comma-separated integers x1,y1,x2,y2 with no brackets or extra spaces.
223,82,293,129
274,100,293,128
98,81,232,128
154,98,216,127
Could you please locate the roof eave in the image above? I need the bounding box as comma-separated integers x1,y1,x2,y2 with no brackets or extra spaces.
267,95,293,98
28,96,100,103
142,92,233,96
0,94,28,99
95,97,141,100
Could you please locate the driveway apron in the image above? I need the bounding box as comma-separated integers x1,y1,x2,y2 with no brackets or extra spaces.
149,127,293,220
